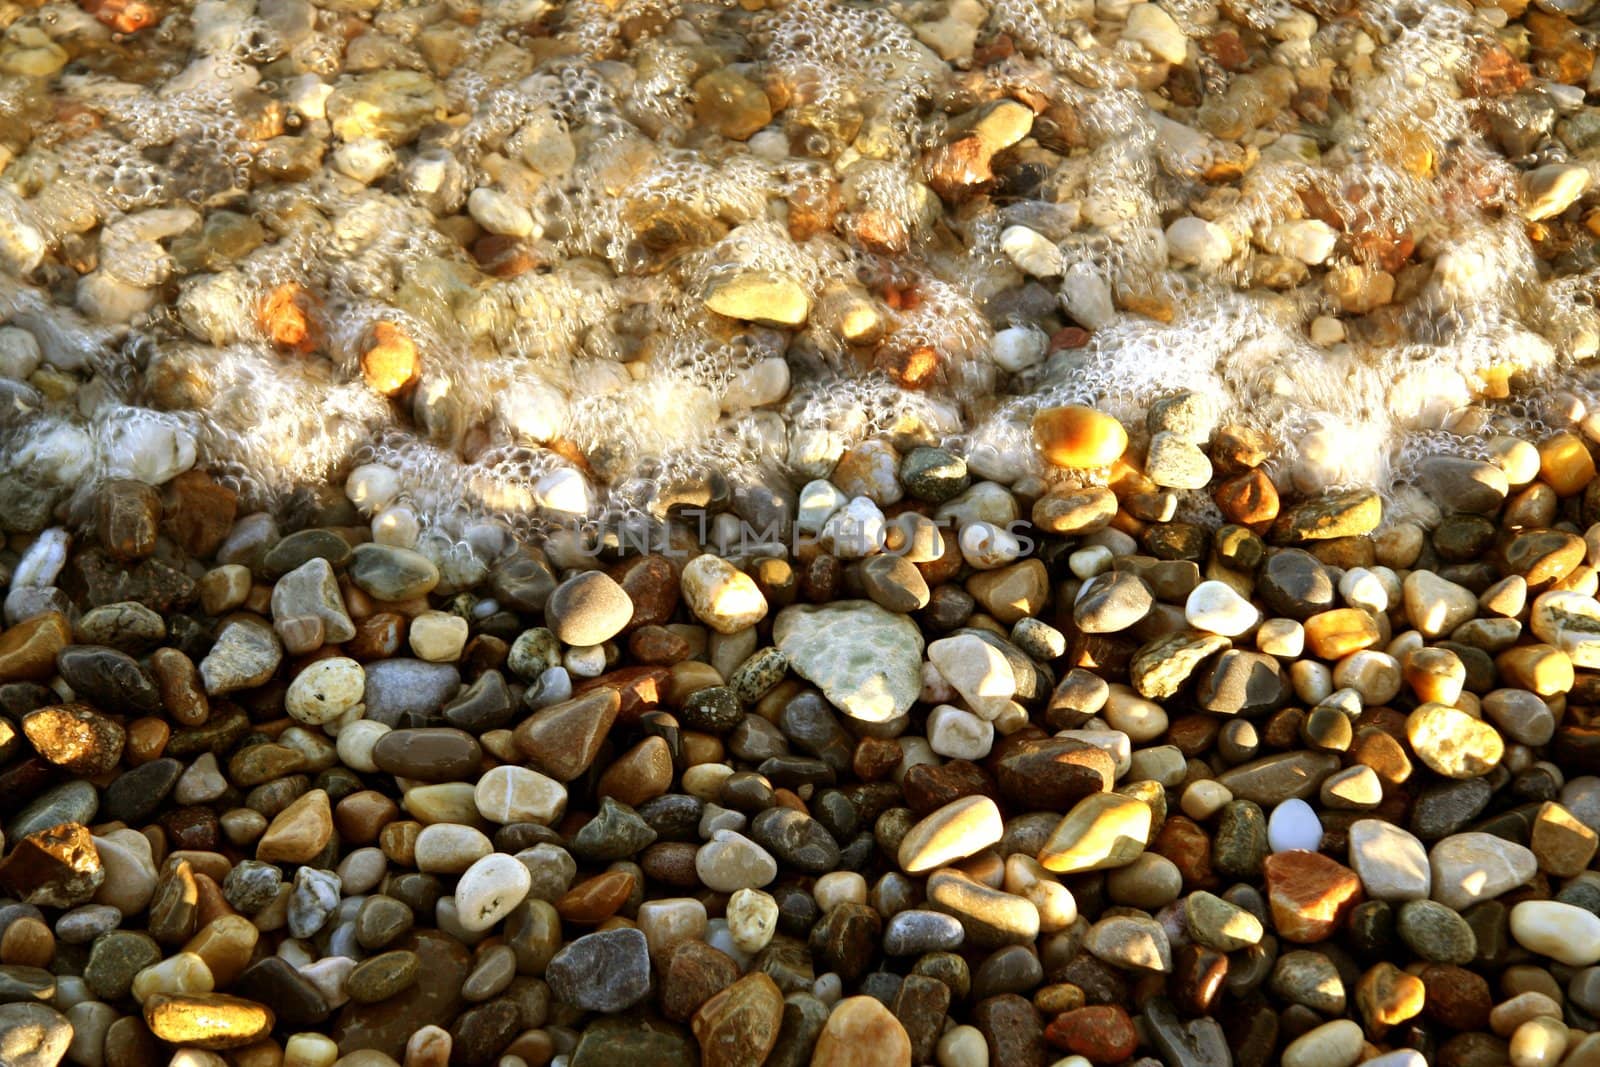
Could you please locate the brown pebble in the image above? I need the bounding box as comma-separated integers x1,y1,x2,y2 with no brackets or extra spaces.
0,612,72,684
337,790,401,844
597,736,674,807
125,717,170,765
556,870,635,924
0,915,54,968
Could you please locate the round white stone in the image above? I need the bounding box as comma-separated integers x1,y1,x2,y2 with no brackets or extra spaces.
1185,580,1260,636
1165,216,1231,269
285,657,365,726
344,463,401,515
455,853,533,933
533,468,589,517
991,326,1048,372
1267,798,1323,853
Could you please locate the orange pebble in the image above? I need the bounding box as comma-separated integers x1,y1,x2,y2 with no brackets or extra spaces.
1033,405,1128,469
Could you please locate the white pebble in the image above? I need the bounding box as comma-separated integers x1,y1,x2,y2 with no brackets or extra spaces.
926,704,995,760
990,326,1049,372
285,658,365,726
1185,580,1260,637
1267,798,1323,852
1509,900,1600,966
455,853,533,933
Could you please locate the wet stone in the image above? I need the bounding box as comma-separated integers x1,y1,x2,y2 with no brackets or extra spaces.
73,601,165,652
371,727,481,782
100,757,181,824
662,939,740,1022
8,781,97,843
0,1002,72,1067
973,994,1046,1067
750,807,841,873
56,645,161,714
546,927,652,1013
442,669,514,732
0,823,104,909
232,956,331,1028
450,997,521,1065
810,901,881,983
1397,899,1478,964
347,950,421,1003
22,704,125,776
571,797,659,862
348,544,440,601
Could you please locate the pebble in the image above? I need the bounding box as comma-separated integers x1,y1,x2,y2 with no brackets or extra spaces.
1510,900,1600,966
1084,913,1172,972
1185,890,1264,951
811,996,913,1067
1264,850,1364,943
696,830,778,892
1185,580,1260,636
1397,899,1478,964
1032,406,1128,469
898,796,1004,874
197,618,282,695
285,657,365,725
692,972,785,1067
1037,793,1152,874
1406,703,1505,779
347,544,440,601
1267,798,1323,852
1281,1019,1363,1067
0,1003,73,1067
1429,833,1537,910
546,927,652,1013
773,601,923,722
1348,820,1431,901
546,571,634,646
474,764,566,824
455,853,533,933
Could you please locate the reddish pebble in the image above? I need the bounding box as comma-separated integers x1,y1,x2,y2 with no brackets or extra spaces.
1263,850,1364,943
1044,1005,1138,1063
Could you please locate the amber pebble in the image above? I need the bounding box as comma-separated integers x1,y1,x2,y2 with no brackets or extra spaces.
126,717,171,766
1538,431,1595,496
1033,405,1129,469
556,870,636,923
1172,943,1227,1015
362,322,420,396
346,613,404,660
0,915,54,968
151,648,209,727
1214,469,1280,526
379,821,422,867
1152,815,1217,890
0,612,72,684
591,737,674,809
337,790,401,844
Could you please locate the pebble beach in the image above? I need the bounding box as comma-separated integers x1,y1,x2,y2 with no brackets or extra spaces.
5,0,1600,1066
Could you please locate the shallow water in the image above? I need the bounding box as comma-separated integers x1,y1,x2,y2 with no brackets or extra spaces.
0,0,1597,548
